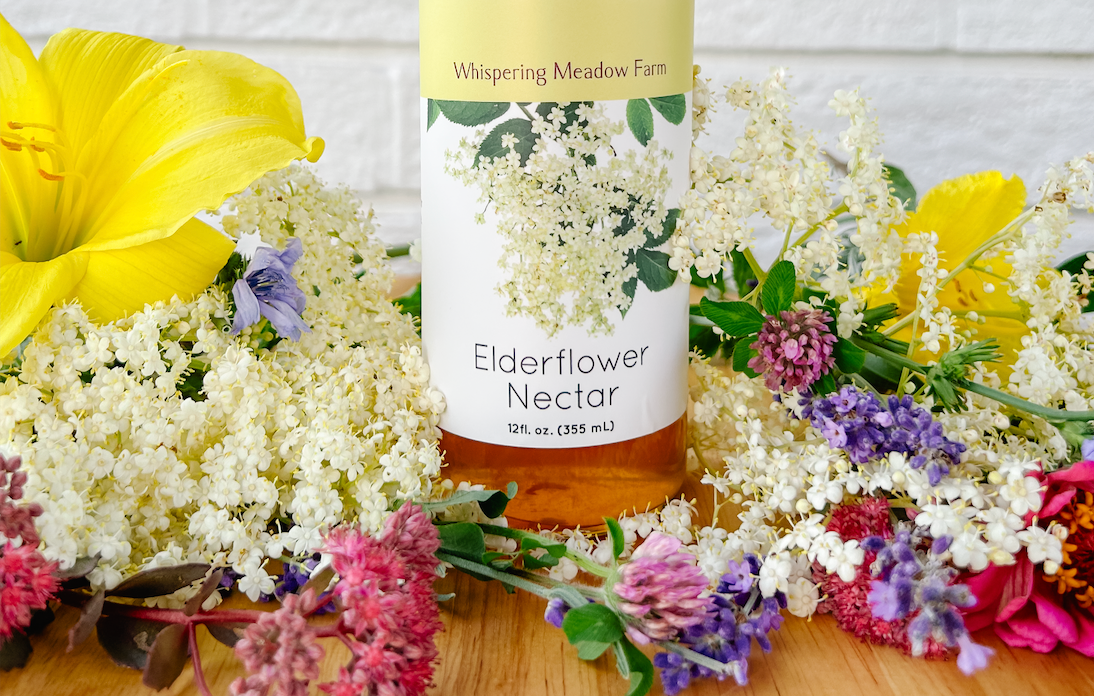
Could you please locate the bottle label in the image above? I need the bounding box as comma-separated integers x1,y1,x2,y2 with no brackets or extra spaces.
420,0,693,448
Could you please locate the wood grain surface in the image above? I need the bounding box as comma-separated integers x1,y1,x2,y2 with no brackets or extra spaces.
7,472,1094,696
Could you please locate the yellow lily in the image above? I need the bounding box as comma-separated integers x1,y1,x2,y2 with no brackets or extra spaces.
0,15,323,358
871,171,1030,370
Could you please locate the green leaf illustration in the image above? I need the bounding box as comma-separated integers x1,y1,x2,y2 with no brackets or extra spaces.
635,248,676,292
620,276,638,318
426,98,441,130
700,297,764,337
476,118,536,167
649,94,686,125
646,207,680,247
884,164,917,210
762,260,797,315
436,100,511,127
626,98,654,146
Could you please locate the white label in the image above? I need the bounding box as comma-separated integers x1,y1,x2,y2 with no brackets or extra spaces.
421,98,690,448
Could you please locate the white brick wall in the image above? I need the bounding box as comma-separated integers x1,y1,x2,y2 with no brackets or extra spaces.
8,0,1094,252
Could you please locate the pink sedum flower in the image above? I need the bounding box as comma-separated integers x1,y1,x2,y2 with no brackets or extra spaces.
610,532,712,644
748,308,836,392
0,453,58,640
231,591,325,696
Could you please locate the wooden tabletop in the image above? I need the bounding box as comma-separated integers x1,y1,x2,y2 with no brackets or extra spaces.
8,473,1094,696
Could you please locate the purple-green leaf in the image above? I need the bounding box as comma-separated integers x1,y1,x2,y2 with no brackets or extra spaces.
68,590,105,651
142,623,189,690
96,616,169,670
183,569,224,617
205,623,246,648
108,563,210,599
0,632,32,671
54,555,101,581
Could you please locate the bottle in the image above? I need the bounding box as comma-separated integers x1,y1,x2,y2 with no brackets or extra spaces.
419,0,694,527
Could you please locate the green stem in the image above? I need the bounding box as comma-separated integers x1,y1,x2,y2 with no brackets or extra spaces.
437,551,556,598
790,204,848,249
742,249,767,285
385,244,412,258
517,103,536,121
852,337,1094,423
657,641,735,676
477,524,613,578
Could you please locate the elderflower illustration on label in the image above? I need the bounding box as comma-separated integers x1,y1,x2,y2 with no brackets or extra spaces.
420,0,693,448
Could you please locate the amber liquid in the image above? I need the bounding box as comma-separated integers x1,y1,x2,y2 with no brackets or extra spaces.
440,415,687,528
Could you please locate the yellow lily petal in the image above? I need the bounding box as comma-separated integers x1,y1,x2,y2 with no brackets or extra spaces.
0,13,60,259
70,48,322,253
37,27,182,159
71,217,234,322
0,250,88,358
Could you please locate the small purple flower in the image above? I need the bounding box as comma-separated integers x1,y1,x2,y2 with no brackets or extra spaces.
1083,437,1094,462
748,308,837,392
544,598,567,628
956,633,995,675
231,237,310,340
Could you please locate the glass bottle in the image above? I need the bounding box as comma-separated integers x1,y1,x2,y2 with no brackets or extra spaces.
419,0,694,527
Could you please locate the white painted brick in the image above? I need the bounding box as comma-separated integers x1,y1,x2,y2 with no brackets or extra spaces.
692,59,1094,204
695,0,954,51
5,0,207,40
957,1,1094,54
208,0,417,43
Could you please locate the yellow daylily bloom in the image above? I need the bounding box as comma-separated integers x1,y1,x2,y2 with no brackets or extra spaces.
0,15,324,357
870,171,1030,369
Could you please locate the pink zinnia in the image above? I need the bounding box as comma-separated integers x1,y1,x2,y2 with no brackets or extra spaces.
610,532,712,645
748,308,836,392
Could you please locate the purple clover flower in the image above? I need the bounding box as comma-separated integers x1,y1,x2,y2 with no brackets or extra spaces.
801,387,966,486
748,308,837,392
231,237,310,340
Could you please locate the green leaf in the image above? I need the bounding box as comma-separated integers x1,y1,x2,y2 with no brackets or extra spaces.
604,517,625,559
732,336,759,377
812,372,837,395
426,98,441,130
437,523,486,561
616,638,655,696
626,98,654,146
700,297,764,337
577,641,612,660
858,352,904,392
833,337,866,374
635,248,676,292
730,249,757,295
435,100,510,127
646,208,679,247
648,94,687,125
861,302,899,328
563,603,624,646
476,117,536,168
884,164,917,210
762,260,797,315
420,483,515,519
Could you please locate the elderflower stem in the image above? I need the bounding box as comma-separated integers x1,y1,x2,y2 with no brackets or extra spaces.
743,249,767,285
937,203,1039,292
516,103,536,121
657,641,735,676
385,244,412,258
789,204,848,249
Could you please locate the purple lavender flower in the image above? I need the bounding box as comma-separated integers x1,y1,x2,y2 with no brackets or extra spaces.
748,308,837,392
1082,437,1094,461
863,526,991,672
654,561,783,694
231,237,310,340
802,387,966,486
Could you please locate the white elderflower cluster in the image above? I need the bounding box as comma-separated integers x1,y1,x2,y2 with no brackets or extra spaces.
449,102,674,336
905,232,957,356
1,164,443,597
